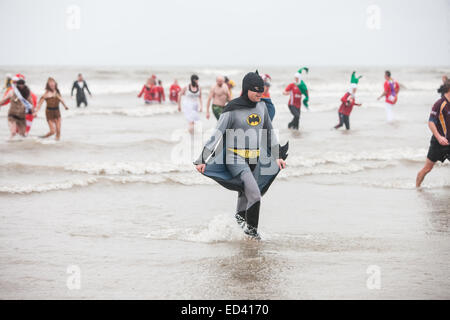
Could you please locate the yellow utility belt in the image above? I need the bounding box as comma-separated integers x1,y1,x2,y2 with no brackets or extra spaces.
227,148,260,159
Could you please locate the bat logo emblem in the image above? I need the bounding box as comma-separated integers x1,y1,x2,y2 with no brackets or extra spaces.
247,113,261,126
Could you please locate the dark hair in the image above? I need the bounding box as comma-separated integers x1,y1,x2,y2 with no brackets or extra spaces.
45,77,61,95
438,80,450,95
158,80,162,85
78,73,82,77
385,70,391,77
190,74,199,88
16,80,30,99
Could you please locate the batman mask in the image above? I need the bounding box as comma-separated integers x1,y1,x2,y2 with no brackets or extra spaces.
222,71,264,113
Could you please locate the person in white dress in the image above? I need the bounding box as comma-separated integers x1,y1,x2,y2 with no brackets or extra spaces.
178,74,203,134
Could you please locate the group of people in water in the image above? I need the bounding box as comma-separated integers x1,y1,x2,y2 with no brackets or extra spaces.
0,73,92,140
1,69,448,239
144,68,404,136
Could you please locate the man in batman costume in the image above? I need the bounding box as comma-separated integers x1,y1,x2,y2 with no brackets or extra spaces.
194,71,288,240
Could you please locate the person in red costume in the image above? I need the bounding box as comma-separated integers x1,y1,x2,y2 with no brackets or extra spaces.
334,92,362,130
169,79,181,104
1,74,37,136
377,70,400,122
155,80,165,103
138,78,155,104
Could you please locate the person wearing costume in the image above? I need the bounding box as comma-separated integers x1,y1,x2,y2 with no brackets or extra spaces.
169,79,181,104
1,74,38,135
194,71,288,240
349,71,362,97
296,67,310,109
34,78,70,141
377,70,400,122
138,77,156,104
71,73,92,107
283,74,303,130
178,74,202,134
261,73,275,121
0,77,34,138
225,76,236,99
334,92,362,130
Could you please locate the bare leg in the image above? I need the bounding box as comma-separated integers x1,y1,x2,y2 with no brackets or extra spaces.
55,118,62,140
8,119,17,139
416,159,435,187
41,120,56,138
188,121,194,135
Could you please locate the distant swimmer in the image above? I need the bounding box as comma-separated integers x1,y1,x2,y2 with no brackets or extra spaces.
296,67,310,109
194,71,287,240
138,77,156,104
437,75,449,97
224,76,236,98
283,74,303,130
206,76,230,120
349,71,362,97
71,73,92,107
178,74,202,134
261,73,275,120
333,92,362,130
34,78,69,141
0,77,34,138
169,79,181,104
377,70,400,122
416,80,450,187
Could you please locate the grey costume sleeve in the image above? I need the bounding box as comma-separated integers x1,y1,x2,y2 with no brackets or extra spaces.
194,111,232,164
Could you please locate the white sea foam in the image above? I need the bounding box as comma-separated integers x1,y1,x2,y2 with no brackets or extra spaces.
145,214,246,243
0,177,98,194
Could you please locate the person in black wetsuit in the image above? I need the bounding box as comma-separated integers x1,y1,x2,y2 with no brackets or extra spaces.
71,74,92,107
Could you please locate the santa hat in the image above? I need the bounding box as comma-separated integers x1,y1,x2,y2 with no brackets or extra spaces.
16,73,26,80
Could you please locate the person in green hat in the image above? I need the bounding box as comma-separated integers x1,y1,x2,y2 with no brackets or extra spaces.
295,67,309,109
349,71,362,97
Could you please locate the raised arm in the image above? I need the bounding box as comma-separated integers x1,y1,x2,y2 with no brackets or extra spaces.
0,90,13,106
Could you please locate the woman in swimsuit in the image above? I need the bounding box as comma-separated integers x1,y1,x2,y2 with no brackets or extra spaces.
34,77,69,140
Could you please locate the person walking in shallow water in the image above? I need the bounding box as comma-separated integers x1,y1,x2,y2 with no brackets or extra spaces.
71,73,92,107
416,80,450,187
34,78,69,141
178,74,202,134
378,70,399,122
0,78,34,139
194,71,287,240
205,76,230,120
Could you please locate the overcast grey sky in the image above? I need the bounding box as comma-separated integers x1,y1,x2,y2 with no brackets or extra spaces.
0,0,449,66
